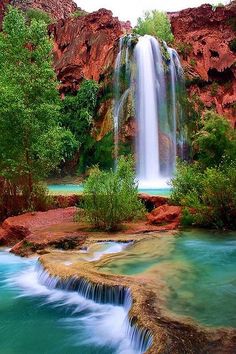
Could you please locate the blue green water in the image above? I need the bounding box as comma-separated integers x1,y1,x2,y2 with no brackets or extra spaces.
0,250,139,354
47,184,171,196
101,230,236,328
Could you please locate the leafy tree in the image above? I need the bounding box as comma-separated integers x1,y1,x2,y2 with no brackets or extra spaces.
82,156,145,231
192,111,236,168
61,80,113,173
134,10,174,43
0,7,77,212
61,80,99,142
171,162,236,229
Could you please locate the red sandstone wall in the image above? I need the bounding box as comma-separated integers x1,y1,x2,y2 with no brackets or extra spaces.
170,2,236,126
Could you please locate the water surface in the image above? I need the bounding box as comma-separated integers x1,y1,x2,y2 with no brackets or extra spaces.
48,184,171,196
101,230,236,328
0,249,138,354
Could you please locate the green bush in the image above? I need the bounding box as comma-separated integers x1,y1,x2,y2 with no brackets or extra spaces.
70,10,88,18
192,111,236,168
26,8,52,24
134,10,174,43
82,156,145,231
170,162,236,229
176,43,192,60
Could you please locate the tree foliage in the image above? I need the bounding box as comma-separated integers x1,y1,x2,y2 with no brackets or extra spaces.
170,162,236,229
82,156,145,231
0,7,76,213
171,109,236,229
192,111,236,168
61,80,113,173
134,10,174,43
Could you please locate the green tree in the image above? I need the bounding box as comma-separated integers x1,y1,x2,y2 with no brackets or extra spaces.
61,80,113,173
192,111,236,168
134,10,174,43
170,162,236,229
0,7,77,212
82,156,145,231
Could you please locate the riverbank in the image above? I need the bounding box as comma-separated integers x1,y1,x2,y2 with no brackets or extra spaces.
1,206,236,353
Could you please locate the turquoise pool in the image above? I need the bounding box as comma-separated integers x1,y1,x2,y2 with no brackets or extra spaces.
101,230,236,328
48,184,171,196
0,250,140,354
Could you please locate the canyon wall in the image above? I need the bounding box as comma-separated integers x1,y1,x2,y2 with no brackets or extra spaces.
170,2,236,127
0,1,235,130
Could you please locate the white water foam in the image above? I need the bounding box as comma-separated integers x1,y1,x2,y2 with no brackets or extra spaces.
7,264,142,354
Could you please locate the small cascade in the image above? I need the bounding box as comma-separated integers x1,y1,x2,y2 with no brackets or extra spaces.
37,263,153,353
127,318,154,353
37,264,132,308
167,48,185,164
113,34,185,188
113,35,133,164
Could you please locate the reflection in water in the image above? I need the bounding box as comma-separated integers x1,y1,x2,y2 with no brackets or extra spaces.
101,230,236,328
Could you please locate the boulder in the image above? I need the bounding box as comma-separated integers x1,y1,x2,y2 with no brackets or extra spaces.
0,207,87,256
147,204,182,227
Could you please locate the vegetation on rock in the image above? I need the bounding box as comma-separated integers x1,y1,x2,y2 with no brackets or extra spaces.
134,10,174,43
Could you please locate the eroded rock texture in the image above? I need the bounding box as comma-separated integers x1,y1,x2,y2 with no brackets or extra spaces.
50,9,124,92
10,0,77,20
170,2,236,126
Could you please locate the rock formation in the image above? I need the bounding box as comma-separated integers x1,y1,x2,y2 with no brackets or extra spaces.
9,0,78,20
170,2,236,127
50,9,124,92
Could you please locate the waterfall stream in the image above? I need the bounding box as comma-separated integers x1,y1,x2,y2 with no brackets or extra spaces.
113,34,184,188
1,247,152,353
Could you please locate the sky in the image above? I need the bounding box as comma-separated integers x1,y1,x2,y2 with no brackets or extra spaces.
75,0,229,25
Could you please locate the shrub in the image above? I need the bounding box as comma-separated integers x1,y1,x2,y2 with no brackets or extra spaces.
177,43,192,60
192,111,236,168
70,10,88,18
26,8,52,24
134,10,174,44
170,162,236,229
82,156,145,231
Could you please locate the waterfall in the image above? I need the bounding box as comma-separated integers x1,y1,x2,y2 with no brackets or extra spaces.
113,36,132,164
113,34,184,188
36,264,153,353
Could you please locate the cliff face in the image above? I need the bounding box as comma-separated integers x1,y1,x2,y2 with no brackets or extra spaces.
170,2,236,127
10,0,78,20
50,9,124,92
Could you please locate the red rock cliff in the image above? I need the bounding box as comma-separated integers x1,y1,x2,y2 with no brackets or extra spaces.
50,9,124,92
170,2,236,127
10,0,78,20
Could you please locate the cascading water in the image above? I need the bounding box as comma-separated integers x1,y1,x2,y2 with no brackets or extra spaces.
113,34,185,188
1,247,152,354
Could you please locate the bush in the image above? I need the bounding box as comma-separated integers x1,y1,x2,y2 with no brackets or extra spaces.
192,111,236,168
26,8,52,24
134,10,174,43
170,162,236,229
82,156,145,231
